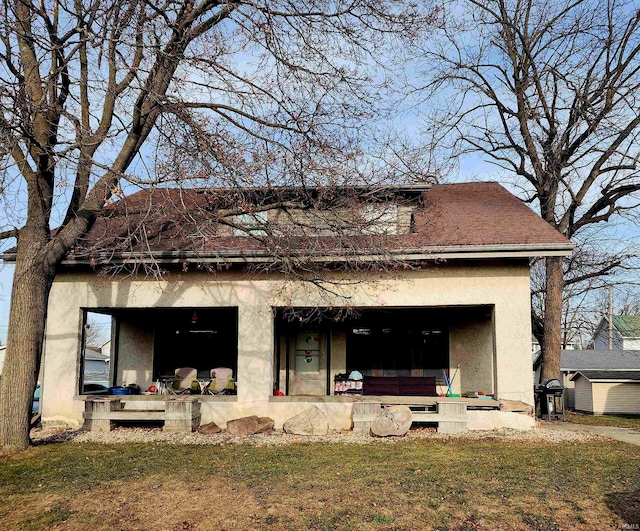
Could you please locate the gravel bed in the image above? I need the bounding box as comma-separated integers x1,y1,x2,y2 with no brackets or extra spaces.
31,423,603,446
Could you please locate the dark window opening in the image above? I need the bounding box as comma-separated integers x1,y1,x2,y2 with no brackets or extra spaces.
345,309,449,377
152,308,238,379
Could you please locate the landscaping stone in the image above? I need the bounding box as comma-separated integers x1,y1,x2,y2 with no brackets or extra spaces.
256,417,275,434
371,405,412,437
196,422,221,435
226,416,274,436
283,406,328,435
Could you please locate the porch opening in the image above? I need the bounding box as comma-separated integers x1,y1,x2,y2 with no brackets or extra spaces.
274,306,495,398
79,307,238,395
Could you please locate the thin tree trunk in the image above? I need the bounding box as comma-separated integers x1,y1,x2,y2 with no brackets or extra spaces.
541,256,564,381
0,235,55,452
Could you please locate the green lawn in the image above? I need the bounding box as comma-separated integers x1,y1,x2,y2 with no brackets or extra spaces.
566,411,640,431
1,438,639,530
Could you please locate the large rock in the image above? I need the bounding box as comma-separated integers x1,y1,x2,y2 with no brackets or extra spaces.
370,405,412,437
226,416,274,436
283,406,329,435
196,422,221,435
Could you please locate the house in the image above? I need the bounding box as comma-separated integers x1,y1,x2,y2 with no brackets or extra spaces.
531,336,578,357
0,344,5,376
591,315,640,350
83,344,110,385
534,349,640,410
5,182,574,431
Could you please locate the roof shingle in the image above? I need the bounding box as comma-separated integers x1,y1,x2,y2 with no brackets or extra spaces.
66,181,572,261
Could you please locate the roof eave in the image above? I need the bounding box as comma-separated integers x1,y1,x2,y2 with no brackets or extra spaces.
49,243,573,266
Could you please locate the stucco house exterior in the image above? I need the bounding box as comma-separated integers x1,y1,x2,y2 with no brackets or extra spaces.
20,182,572,431
591,315,640,350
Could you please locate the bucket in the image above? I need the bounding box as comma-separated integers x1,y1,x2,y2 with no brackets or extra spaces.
108,386,131,395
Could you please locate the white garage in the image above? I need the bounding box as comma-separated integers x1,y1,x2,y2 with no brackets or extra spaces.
571,371,640,415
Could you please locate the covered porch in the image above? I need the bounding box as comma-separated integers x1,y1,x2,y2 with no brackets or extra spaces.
274,306,497,400
74,303,514,431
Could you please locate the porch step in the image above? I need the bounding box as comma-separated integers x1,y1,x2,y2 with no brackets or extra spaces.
82,397,201,433
352,400,468,434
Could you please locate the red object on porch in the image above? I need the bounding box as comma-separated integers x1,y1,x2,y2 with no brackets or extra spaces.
362,376,437,396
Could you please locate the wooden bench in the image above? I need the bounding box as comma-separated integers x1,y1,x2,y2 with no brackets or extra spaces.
82,396,201,433
352,400,467,434
362,376,437,396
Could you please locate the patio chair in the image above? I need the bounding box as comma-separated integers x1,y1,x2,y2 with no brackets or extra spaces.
209,367,235,394
173,367,197,394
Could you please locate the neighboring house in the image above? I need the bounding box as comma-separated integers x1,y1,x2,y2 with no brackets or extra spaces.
83,346,110,384
0,344,5,376
532,337,577,357
591,315,640,350
3,182,574,431
533,349,640,410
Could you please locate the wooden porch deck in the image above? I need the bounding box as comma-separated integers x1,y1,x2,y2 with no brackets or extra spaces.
353,395,500,409
269,394,500,410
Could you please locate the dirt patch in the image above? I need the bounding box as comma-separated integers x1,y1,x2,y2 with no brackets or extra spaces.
606,488,640,525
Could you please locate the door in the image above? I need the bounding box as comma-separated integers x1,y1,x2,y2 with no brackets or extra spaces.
289,331,326,396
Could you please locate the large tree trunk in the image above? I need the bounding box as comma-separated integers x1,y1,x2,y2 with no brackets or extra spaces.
0,233,56,452
541,256,564,382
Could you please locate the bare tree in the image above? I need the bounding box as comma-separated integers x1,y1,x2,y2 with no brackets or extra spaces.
0,0,436,451
531,237,640,352
417,0,640,380
83,317,111,348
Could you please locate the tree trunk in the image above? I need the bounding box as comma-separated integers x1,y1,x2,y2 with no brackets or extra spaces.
0,235,55,452
541,256,564,382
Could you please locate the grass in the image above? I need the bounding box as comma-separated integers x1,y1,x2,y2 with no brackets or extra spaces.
566,411,640,431
0,437,639,530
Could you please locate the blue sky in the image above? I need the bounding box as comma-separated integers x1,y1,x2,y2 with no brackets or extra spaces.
0,265,12,339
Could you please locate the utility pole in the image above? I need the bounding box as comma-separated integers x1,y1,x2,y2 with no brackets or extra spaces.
608,286,613,350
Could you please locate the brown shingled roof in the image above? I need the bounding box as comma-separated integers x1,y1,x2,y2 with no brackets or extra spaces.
415,182,570,247
66,181,572,263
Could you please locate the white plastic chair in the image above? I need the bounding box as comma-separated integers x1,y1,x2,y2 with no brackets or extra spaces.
173,367,197,394
209,367,234,394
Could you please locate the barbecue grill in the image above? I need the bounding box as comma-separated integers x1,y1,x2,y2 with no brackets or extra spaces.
534,379,565,421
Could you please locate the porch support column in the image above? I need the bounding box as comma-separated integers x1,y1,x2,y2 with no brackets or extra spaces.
236,304,274,402
493,300,534,406
40,289,85,427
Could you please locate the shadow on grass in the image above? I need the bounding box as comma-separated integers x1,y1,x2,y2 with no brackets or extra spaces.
30,429,82,446
605,489,640,524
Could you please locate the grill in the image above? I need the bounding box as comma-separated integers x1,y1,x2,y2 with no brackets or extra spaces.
534,379,566,421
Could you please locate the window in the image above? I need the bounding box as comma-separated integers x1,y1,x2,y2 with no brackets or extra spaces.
231,211,268,236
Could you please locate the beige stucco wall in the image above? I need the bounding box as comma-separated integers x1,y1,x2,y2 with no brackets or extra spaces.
118,319,154,390
329,331,347,396
450,316,494,396
40,260,534,428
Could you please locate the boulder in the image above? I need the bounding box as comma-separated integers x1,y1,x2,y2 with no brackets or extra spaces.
256,416,275,433
283,406,329,435
370,405,412,437
226,416,274,436
196,422,221,435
